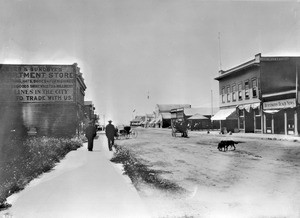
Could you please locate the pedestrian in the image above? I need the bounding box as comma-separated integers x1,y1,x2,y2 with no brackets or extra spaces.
85,121,97,151
105,120,115,151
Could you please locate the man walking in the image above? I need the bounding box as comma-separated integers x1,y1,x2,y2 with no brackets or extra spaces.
85,121,97,151
105,120,115,151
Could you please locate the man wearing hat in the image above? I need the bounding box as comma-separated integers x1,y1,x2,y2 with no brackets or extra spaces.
105,120,115,151
85,120,97,151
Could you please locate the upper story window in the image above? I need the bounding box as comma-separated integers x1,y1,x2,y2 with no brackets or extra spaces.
245,80,250,99
238,83,243,101
222,87,225,103
232,84,236,101
252,78,258,98
227,86,231,102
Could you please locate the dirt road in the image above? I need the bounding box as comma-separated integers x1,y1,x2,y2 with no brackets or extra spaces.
113,128,300,218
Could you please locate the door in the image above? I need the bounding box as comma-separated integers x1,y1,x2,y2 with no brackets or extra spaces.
245,110,254,133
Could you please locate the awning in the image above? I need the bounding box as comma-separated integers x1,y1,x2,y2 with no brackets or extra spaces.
263,109,280,114
161,112,171,119
155,118,161,123
131,118,142,122
238,103,260,112
188,113,209,120
149,119,155,124
211,108,237,121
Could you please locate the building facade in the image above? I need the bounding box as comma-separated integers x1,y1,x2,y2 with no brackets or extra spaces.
213,53,300,135
0,63,87,137
155,104,191,128
84,101,96,121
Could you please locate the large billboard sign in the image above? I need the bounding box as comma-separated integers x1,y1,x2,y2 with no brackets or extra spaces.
0,65,76,103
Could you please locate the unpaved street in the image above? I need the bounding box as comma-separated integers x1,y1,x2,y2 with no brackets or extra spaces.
114,128,300,218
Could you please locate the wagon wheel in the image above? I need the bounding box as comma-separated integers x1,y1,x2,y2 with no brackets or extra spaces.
172,129,176,137
131,130,138,138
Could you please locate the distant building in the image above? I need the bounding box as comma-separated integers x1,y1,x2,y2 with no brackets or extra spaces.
155,104,191,128
0,63,87,137
84,101,95,121
143,113,155,127
130,115,144,126
183,107,215,118
184,107,218,130
213,53,300,135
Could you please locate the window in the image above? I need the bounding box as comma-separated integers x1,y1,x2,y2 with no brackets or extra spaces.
232,84,236,101
222,87,225,103
254,108,261,130
252,78,258,98
239,109,244,129
245,80,250,99
238,83,243,100
227,86,230,102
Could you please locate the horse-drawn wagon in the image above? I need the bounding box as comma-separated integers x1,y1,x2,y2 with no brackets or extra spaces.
170,108,188,137
115,125,138,139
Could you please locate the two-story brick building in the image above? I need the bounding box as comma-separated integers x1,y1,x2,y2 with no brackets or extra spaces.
213,53,300,135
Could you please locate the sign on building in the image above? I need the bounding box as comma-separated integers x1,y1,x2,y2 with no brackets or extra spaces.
263,98,296,110
0,65,75,103
0,64,86,137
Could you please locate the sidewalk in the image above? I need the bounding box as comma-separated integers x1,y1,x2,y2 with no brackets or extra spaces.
148,126,300,142
0,133,151,218
194,129,300,142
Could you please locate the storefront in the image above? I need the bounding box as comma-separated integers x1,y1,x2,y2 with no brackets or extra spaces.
263,98,297,135
211,107,238,133
237,102,262,133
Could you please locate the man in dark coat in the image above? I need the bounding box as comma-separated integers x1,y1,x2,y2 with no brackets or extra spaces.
85,121,97,151
105,120,115,151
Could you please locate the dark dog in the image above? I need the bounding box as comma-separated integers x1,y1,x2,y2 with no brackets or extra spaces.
217,140,238,152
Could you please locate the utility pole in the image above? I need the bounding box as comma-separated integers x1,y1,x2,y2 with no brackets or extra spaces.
211,90,213,116
218,32,222,71
295,63,298,135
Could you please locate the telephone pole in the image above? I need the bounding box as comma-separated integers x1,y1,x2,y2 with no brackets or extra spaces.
218,32,222,71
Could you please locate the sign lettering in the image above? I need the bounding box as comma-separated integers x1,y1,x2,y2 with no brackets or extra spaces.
260,57,289,61
263,98,296,109
0,65,75,103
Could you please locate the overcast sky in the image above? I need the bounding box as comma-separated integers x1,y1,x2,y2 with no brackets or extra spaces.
1,0,299,125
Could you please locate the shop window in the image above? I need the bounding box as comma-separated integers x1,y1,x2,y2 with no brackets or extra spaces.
227,86,230,102
255,117,261,129
238,83,243,101
232,84,236,101
254,108,261,130
222,87,225,103
287,109,295,134
245,80,250,99
265,114,272,133
239,110,244,129
252,78,258,98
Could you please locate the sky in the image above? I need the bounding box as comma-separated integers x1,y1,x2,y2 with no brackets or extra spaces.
0,0,300,125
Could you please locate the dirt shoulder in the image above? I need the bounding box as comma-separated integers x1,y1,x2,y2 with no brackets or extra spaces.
112,127,300,218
